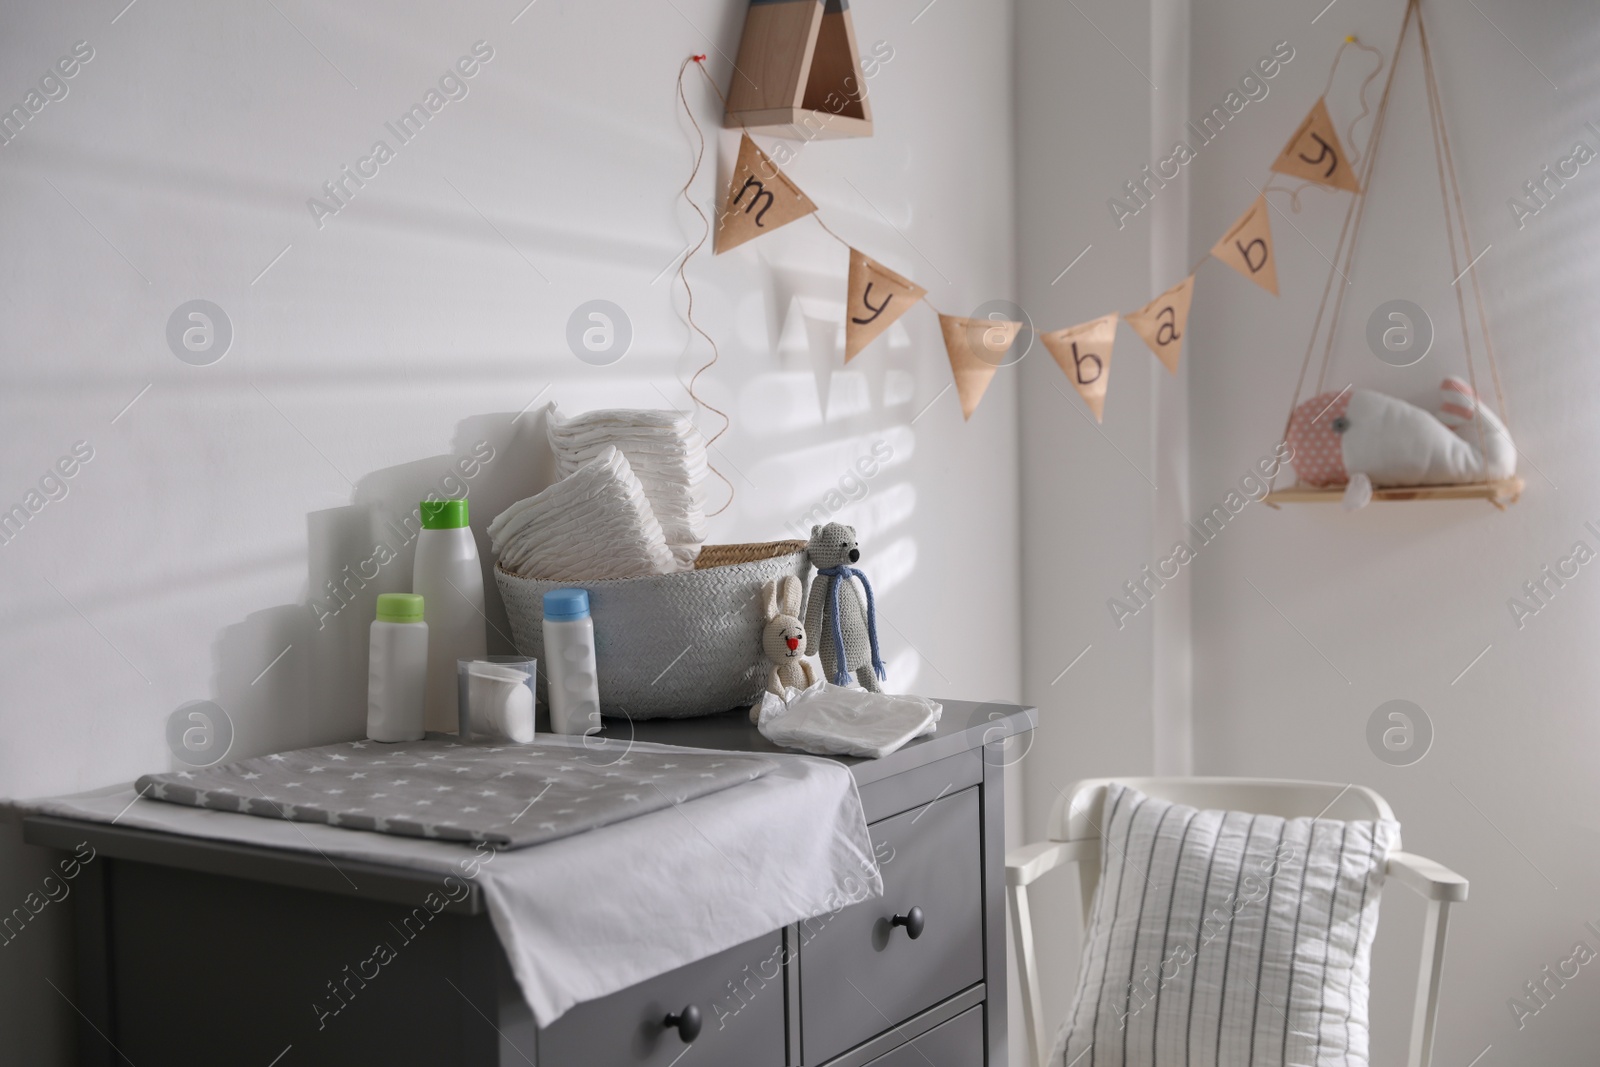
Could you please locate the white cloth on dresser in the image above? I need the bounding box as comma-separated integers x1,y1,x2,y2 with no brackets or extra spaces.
755,680,942,759
24,735,880,1027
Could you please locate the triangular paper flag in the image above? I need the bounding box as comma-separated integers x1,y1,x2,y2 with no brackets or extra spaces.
1041,313,1118,422
1270,97,1361,193
1210,195,1279,295
714,134,818,254
938,313,1020,420
1124,275,1194,375
845,249,926,361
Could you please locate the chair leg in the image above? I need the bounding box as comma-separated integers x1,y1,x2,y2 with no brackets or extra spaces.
1008,882,1047,1067
1407,898,1453,1067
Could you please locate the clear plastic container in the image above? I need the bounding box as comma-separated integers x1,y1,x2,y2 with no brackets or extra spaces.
457,657,537,743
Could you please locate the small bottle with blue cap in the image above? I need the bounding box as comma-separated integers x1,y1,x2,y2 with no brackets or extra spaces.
542,588,600,735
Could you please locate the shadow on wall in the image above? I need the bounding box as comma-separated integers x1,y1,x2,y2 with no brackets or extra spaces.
200,410,555,766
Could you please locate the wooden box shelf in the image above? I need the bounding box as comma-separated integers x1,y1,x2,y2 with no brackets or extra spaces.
724,0,873,140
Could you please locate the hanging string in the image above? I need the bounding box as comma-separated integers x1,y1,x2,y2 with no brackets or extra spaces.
1335,37,1386,167
1416,5,1500,482
1262,37,1385,213
813,213,949,321
1162,36,1385,319
691,53,730,110
1416,6,1512,442
675,54,734,515
1268,2,1413,493
1306,23,1406,394
812,213,852,249
1311,16,1409,397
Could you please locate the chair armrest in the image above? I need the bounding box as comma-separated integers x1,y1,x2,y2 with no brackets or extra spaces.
1388,851,1468,903
1006,839,1095,887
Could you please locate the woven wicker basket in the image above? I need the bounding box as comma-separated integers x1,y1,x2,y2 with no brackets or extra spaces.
495,541,809,719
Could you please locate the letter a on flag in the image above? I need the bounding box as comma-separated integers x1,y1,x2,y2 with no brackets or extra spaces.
938,314,1021,420
1124,275,1194,375
845,249,926,361
715,134,818,254
1042,313,1118,422
1271,97,1361,192
1210,195,1278,295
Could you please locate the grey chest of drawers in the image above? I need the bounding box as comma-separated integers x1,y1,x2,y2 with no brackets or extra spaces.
24,699,1034,1066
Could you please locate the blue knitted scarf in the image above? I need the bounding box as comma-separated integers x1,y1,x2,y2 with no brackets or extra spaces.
816,565,886,685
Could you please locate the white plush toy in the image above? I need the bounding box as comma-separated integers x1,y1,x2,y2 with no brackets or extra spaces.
1287,376,1516,510
751,575,821,722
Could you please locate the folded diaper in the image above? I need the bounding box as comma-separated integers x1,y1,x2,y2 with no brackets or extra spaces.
548,406,709,566
754,680,942,759
489,446,679,580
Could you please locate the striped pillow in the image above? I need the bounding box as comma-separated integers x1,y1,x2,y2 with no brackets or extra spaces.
1052,783,1399,1067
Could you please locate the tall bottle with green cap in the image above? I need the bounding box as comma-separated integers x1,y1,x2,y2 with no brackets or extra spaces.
413,498,486,732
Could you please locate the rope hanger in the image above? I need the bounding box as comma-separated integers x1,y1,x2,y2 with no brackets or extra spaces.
1272,0,1512,496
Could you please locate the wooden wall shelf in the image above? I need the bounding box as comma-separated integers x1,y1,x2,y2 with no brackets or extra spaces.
724,0,874,140
1265,477,1524,509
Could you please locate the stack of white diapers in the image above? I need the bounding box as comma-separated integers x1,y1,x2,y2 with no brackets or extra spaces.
489,446,679,580
489,407,711,581
546,406,709,568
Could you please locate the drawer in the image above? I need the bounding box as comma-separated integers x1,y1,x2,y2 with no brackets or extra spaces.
539,931,786,1067
800,787,984,1064
857,749,982,823
859,1005,983,1067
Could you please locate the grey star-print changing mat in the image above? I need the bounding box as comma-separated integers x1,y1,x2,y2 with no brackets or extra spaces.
135,736,778,849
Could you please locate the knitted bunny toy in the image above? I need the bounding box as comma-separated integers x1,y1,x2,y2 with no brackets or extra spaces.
751,575,819,722
803,522,885,693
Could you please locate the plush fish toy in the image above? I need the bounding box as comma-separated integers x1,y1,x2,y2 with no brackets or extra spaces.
1287,376,1517,510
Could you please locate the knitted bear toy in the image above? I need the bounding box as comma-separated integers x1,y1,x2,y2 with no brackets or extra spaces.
803,522,886,693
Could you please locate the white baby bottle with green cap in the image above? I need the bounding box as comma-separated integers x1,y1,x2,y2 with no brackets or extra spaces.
414,498,486,733
368,593,428,743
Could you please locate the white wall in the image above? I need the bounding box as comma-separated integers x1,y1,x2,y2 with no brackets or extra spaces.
1187,0,1600,1061
1016,0,1600,1063
0,1,1021,1059
1015,0,1167,1048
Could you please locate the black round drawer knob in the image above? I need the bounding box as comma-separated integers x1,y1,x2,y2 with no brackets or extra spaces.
663,1004,702,1043
891,906,925,940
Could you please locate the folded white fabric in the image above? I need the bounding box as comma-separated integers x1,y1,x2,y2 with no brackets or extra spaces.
488,446,678,580
548,406,708,567
755,679,942,759
26,735,882,1027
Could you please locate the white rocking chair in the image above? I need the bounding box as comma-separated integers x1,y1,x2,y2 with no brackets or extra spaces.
1006,778,1468,1067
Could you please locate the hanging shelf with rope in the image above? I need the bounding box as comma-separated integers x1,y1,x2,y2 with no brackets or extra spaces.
1264,0,1521,510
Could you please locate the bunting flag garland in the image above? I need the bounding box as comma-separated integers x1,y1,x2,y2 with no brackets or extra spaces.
1210,194,1279,295
1042,313,1119,422
1271,97,1361,193
845,249,927,361
678,39,1379,428
714,133,817,254
1124,275,1195,375
938,314,1020,420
